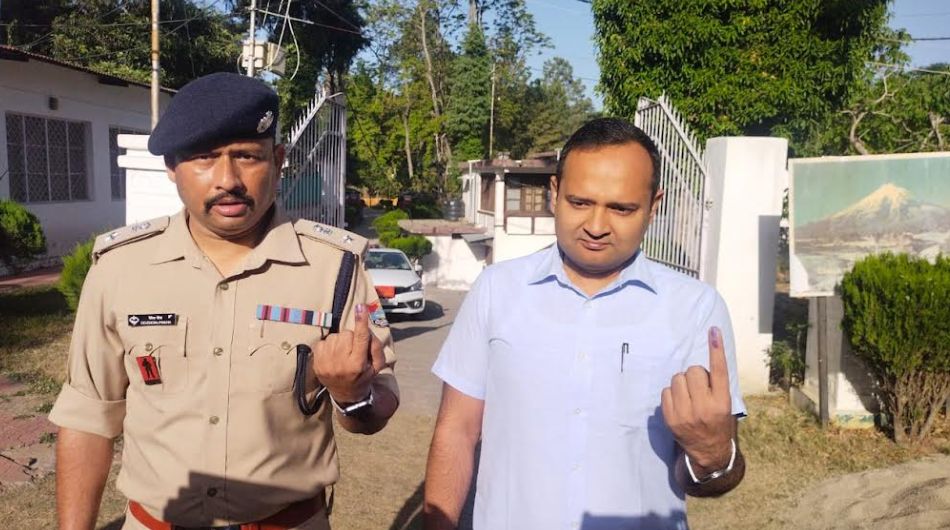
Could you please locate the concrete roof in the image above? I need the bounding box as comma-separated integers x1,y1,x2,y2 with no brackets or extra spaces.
398,219,487,236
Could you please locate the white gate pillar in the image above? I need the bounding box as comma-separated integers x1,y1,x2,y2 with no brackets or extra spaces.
703,137,787,395
117,134,182,224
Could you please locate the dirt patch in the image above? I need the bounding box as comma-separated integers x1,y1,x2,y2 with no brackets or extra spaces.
781,455,950,529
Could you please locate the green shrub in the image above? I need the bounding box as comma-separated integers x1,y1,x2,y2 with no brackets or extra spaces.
388,235,432,264
372,209,409,246
0,200,46,272
840,253,950,445
58,238,94,312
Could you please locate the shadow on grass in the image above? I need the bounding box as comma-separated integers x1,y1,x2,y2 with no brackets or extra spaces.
0,286,73,387
0,285,69,317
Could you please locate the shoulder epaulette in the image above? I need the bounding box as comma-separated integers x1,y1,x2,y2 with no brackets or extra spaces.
294,219,368,257
93,216,170,262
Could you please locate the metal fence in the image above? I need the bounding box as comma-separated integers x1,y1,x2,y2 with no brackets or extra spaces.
634,94,708,279
279,90,347,227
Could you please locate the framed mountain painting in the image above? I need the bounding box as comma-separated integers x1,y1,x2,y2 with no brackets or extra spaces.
789,152,950,297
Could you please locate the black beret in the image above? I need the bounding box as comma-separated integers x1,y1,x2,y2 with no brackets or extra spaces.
148,72,280,156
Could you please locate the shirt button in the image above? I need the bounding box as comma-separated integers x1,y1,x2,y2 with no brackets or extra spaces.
579,352,588,360
209,416,219,425
207,487,217,497
212,347,223,356
219,283,229,291
573,408,582,415
281,341,292,350
144,343,154,352
572,463,581,472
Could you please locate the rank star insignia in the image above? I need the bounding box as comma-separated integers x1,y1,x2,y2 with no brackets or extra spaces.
106,231,120,241
342,234,354,244
257,110,274,133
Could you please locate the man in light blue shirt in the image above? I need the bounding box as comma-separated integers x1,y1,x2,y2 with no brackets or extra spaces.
423,118,747,530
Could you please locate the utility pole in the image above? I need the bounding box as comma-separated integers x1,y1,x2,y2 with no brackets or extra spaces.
488,62,496,160
150,0,160,129
247,0,257,76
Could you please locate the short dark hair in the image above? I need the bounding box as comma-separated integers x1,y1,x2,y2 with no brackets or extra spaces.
555,117,661,197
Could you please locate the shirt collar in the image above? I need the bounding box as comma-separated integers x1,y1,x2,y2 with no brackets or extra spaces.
150,206,306,270
528,244,657,296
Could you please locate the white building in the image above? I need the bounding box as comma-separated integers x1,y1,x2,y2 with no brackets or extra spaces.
403,154,560,290
0,45,172,259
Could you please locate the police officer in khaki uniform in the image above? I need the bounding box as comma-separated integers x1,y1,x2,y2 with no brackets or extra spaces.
49,72,399,530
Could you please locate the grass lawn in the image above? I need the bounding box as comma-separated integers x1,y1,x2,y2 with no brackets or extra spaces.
0,286,74,391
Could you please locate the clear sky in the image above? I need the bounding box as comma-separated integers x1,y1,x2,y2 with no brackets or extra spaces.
524,0,950,111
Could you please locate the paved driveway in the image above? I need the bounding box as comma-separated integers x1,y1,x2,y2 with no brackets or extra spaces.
386,287,466,416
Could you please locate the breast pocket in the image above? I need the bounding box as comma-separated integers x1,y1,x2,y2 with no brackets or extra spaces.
608,352,673,430
239,319,323,394
123,321,189,395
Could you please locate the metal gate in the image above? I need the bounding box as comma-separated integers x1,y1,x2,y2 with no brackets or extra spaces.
634,94,708,279
279,89,347,227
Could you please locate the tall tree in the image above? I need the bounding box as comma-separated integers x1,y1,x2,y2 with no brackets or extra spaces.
593,0,892,141
527,57,595,153
444,24,491,161
48,0,240,89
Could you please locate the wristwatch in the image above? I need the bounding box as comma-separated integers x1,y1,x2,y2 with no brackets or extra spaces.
685,438,737,484
330,388,375,417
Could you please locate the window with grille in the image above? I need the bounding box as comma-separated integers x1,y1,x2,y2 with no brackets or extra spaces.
110,127,146,199
505,175,552,216
5,113,90,203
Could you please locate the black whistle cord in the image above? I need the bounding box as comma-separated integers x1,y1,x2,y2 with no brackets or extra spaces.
294,251,358,416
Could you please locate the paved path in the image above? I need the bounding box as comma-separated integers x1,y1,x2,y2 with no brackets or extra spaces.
0,267,61,292
386,288,465,417
0,376,58,490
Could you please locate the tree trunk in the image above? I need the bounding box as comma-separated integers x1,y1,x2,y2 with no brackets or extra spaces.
402,107,414,182
418,3,442,121
929,112,945,150
849,111,871,155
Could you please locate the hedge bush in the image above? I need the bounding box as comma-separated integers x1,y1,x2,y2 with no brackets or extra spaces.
372,209,409,246
58,238,94,312
0,200,46,272
840,252,950,444
388,235,433,265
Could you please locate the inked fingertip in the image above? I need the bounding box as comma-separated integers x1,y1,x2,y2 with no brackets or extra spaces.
709,327,721,349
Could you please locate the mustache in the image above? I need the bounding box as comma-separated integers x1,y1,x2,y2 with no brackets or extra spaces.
204,192,254,212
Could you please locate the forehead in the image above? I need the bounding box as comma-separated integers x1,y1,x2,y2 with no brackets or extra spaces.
560,142,654,194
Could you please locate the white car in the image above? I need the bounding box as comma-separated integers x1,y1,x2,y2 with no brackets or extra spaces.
365,248,426,316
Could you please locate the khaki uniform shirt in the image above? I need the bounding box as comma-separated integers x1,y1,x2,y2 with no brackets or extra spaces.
49,208,398,527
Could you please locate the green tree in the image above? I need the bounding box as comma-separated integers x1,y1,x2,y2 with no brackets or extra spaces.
1,0,71,51
445,25,491,161
528,57,596,152
46,0,241,89
593,0,891,141
262,0,368,131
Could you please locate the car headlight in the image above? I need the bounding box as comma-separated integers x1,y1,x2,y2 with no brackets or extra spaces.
409,280,423,292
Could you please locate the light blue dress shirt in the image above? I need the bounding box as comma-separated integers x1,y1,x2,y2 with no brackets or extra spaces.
432,244,746,530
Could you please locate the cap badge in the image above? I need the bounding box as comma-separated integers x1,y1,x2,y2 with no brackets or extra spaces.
257,110,274,133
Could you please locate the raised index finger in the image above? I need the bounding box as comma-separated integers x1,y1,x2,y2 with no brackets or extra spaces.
708,326,730,400
351,303,371,357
